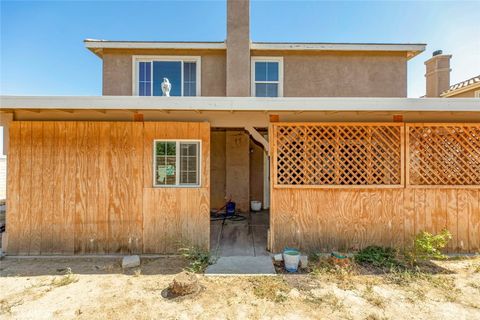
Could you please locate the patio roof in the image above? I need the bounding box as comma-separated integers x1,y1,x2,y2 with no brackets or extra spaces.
1,96,479,112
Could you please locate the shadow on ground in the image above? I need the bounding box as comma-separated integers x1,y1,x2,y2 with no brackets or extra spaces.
0,256,188,277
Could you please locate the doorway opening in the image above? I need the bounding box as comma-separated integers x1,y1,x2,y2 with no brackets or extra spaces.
209,127,269,257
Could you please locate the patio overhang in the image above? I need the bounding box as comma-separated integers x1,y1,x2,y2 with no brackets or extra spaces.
1,96,479,112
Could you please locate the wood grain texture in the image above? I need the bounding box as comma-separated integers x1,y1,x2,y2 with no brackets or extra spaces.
271,188,480,253
6,121,209,255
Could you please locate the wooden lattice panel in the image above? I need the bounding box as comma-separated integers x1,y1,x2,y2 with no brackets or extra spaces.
272,123,403,187
407,124,480,186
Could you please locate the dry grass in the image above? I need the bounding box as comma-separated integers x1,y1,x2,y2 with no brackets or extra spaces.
50,268,78,287
362,284,386,309
250,276,290,303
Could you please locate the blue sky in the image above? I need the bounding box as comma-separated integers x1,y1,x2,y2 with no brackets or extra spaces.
0,0,479,100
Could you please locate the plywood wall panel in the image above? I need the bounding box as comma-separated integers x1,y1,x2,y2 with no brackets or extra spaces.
271,188,479,253
63,122,76,254
7,121,209,255
29,122,43,255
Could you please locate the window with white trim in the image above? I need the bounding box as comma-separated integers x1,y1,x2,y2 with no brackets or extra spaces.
251,57,283,97
475,90,480,98
134,56,200,96
154,140,200,187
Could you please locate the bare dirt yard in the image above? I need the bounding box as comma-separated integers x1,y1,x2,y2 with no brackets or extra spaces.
1,255,480,320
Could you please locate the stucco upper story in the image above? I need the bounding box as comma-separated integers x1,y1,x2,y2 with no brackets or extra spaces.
85,41,425,98
84,0,425,99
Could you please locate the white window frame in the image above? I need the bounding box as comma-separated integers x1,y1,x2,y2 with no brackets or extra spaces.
132,55,201,96
152,139,202,188
475,90,480,98
251,56,284,97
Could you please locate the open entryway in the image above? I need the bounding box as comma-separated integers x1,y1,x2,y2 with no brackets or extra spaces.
208,127,272,261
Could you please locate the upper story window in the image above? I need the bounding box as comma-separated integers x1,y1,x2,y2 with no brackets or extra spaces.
251,57,283,97
133,56,201,96
475,90,480,98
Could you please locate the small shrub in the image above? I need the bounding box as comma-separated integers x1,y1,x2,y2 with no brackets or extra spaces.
406,229,452,266
354,246,400,269
178,245,210,273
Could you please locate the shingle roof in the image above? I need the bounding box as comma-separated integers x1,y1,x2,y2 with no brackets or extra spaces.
441,75,480,96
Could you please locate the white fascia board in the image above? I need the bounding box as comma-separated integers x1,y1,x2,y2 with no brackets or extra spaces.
1,96,480,112
84,41,226,50
251,42,426,59
251,42,426,52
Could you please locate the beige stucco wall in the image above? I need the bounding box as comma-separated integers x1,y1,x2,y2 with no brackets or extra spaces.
211,131,227,210
226,0,250,96
252,51,408,97
101,48,409,98
102,49,226,96
249,140,264,204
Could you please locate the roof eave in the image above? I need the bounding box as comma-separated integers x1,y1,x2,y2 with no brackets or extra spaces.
1,96,479,112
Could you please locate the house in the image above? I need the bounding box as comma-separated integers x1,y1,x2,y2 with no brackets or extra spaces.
1,0,479,256
424,50,480,98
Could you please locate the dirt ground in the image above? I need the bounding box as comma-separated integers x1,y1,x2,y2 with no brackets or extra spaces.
1,256,480,320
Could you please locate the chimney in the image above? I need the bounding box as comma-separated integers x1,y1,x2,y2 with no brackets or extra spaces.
425,50,452,97
226,0,250,96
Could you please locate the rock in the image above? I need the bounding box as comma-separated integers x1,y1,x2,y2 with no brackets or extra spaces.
167,271,200,297
300,255,308,269
122,255,140,269
273,253,283,262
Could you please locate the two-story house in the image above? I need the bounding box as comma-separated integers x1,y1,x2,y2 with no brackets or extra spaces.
1,0,479,257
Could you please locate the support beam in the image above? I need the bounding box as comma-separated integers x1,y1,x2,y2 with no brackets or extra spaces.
0,112,13,156
245,126,269,153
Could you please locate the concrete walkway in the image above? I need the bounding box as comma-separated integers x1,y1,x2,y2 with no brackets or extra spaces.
206,210,275,275
205,256,276,276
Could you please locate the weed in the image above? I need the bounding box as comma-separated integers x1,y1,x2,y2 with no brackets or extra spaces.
51,268,78,287
305,292,344,313
362,284,386,309
178,245,210,273
427,275,459,302
468,281,480,291
250,277,290,303
405,229,452,267
355,246,401,269
384,267,422,286
133,269,142,277
365,314,389,320
473,264,480,273
0,298,24,315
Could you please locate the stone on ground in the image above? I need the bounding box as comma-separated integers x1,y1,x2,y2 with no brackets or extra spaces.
167,271,200,297
122,255,140,269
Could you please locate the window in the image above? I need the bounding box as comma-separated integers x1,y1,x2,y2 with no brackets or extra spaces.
153,140,201,187
475,90,480,98
251,57,283,97
133,56,201,96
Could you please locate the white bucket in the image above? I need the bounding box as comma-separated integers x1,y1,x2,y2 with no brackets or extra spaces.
283,249,300,272
250,201,262,211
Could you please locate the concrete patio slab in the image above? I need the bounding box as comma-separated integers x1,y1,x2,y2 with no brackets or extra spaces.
205,256,276,276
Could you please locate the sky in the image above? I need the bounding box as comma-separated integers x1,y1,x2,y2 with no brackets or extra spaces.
0,0,479,100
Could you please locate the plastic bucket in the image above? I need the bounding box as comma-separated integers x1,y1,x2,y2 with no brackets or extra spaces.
250,201,262,211
226,201,236,216
283,248,300,272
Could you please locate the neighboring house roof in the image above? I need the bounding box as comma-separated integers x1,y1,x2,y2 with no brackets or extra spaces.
441,75,480,97
84,39,425,59
1,96,478,112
